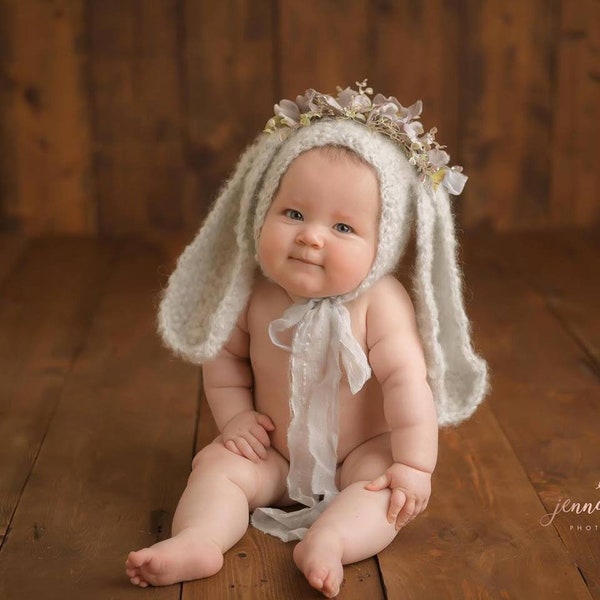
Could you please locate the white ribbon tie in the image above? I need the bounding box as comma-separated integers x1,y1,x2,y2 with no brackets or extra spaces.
251,298,371,541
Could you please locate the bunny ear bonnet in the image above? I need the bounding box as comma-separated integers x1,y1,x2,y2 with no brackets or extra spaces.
159,81,489,541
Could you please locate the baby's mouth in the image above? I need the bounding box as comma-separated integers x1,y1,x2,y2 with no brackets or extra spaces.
290,256,321,267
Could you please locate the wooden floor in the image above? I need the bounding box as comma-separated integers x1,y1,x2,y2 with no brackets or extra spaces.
0,231,598,600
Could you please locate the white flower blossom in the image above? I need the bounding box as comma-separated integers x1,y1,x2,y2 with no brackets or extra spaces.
428,148,450,169
263,81,467,195
274,99,301,126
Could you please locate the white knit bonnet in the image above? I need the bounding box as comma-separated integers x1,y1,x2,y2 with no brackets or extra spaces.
158,95,488,427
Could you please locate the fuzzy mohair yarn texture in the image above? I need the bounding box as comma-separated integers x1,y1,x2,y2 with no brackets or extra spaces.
158,118,489,427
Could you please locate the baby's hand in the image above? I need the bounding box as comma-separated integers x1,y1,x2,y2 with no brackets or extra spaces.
365,462,431,530
221,410,275,463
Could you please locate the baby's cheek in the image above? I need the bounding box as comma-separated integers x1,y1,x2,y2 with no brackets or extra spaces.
257,233,284,276
337,247,372,283
257,232,274,266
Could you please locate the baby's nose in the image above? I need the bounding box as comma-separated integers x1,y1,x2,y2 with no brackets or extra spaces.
296,227,324,249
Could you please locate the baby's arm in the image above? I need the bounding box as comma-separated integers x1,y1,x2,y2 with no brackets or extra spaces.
202,304,274,462
364,277,438,529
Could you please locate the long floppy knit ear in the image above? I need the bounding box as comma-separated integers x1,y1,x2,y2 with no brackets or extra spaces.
158,133,283,364
413,185,489,426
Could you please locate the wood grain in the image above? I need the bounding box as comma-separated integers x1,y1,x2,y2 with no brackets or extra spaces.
0,240,198,599
0,239,118,546
489,231,600,363
378,404,592,598
181,0,276,232
550,0,600,227
0,233,27,285
90,0,185,235
370,0,462,181
462,232,600,597
1,0,599,235
0,234,598,597
460,0,557,230
0,0,95,235
278,0,371,97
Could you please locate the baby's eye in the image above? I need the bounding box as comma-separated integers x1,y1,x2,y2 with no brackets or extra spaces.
334,223,354,234
284,209,304,221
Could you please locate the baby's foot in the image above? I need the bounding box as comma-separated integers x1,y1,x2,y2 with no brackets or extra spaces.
125,529,223,587
293,532,344,598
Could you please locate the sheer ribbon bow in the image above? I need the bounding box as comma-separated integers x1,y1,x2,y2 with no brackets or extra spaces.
251,298,371,541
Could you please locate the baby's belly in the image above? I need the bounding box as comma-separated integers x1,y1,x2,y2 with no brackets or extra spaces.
337,378,390,461
253,374,388,464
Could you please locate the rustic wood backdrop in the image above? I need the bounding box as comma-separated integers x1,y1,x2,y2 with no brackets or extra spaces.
0,0,598,237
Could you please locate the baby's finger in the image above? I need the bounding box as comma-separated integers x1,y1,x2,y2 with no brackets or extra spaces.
414,498,426,517
235,438,261,462
250,424,272,448
256,413,275,431
395,495,417,530
365,472,391,492
246,434,268,460
225,439,242,456
387,488,406,524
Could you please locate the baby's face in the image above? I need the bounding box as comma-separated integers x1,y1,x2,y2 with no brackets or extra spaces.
257,148,379,301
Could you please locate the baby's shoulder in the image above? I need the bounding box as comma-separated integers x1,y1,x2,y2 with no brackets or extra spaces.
363,274,414,313
362,276,418,344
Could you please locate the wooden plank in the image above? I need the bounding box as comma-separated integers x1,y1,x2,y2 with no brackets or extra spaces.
462,232,599,597
378,404,591,598
0,232,595,598
461,0,557,230
0,240,198,599
0,233,27,285
370,0,462,195
0,0,95,234
184,386,385,599
278,0,370,98
550,0,600,227
0,239,118,544
489,230,600,363
90,0,185,236
181,0,276,231
186,523,383,600
0,1,18,232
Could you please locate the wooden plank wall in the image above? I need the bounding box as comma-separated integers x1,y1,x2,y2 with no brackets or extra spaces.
0,0,598,237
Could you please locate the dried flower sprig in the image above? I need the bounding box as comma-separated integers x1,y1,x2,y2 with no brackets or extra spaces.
265,80,467,195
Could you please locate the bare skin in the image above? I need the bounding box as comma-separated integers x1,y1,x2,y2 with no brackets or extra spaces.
126,149,438,597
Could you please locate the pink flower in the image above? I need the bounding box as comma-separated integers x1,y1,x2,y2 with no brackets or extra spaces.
428,148,450,169
274,99,301,126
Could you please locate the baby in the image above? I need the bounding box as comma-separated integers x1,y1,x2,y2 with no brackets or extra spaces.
126,83,488,598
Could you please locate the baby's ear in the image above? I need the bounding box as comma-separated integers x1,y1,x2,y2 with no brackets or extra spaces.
412,184,488,426
158,133,283,365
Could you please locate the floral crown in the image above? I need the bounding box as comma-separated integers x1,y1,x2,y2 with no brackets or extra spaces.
264,80,467,195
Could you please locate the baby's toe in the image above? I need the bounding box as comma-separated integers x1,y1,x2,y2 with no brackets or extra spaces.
307,567,326,590
323,571,342,598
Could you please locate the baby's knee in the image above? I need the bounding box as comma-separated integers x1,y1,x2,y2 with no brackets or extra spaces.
191,441,244,473
190,441,261,498
338,435,393,489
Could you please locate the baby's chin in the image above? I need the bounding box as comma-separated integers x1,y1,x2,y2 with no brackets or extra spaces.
291,273,370,300
258,266,366,302
282,283,363,303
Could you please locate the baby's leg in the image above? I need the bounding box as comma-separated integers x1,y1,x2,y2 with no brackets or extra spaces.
293,433,396,598
126,438,288,587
